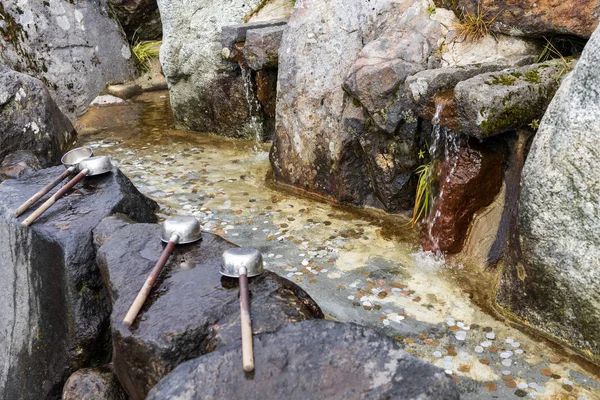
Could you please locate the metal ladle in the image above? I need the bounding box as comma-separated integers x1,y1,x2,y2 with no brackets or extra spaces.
21,156,113,227
123,216,202,327
221,248,264,372
15,146,93,217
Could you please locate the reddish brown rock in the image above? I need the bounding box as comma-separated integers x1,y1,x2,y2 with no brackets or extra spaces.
442,0,600,38
421,141,504,253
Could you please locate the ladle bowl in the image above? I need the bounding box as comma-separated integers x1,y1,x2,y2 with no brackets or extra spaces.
221,248,264,278
15,146,93,217
161,215,202,244
61,146,93,167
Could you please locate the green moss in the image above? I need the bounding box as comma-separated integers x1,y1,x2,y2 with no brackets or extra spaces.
524,69,541,84
486,74,517,86
510,72,522,78
480,102,538,137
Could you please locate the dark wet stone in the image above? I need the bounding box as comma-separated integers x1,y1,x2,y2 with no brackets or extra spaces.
0,150,42,181
108,0,162,41
93,213,137,250
96,224,323,400
421,140,505,254
147,320,460,400
62,367,128,400
0,67,76,168
0,166,158,399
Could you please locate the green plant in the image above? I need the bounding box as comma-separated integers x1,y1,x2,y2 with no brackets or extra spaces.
528,119,540,130
455,1,498,42
132,40,161,72
409,147,436,228
537,37,584,81
427,3,436,15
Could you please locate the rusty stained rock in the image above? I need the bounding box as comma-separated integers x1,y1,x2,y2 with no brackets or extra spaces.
442,0,600,38
421,140,505,254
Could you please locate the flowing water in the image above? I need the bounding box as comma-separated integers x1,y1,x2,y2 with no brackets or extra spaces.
75,91,600,399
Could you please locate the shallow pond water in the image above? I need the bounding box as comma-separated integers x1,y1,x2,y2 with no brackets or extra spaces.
75,91,600,399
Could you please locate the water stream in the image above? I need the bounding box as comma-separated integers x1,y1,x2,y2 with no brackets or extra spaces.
75,91,600,400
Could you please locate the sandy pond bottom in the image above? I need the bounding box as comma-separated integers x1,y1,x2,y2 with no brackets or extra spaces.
75,91,600,399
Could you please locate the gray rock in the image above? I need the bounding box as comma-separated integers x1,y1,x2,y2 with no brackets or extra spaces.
500,25,600,363
96,223,323,400
221,19,288,55
453,59,574,138
91,95,128,106
0,166,157,399
108,0,162,41
343,2,443,134
406,56,536,114
0,0,136,119
62,367,128,400
0,150,41,181
106,83,142,100
157,0,267,138
272,0,392,207
0,67,76,168
242,25,287,70
147,320,460,400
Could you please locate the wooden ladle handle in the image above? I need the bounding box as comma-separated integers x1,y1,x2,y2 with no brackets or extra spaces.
239,267,254,372
15,167,74,217
123,239,177,327
21,169,88,227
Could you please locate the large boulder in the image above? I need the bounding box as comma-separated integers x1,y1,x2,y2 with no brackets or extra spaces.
0,67,76,167
271,0,393,207
108,0,162,41
157,0,266,138
0,166,157,400
499,26,600,363
96,222,323,400
0,0,136,118
147,320,460,400
438,0,600,38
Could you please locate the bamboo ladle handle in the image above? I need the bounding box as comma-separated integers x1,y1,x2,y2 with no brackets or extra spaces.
239,266,254,372
21,169,88,227
15,167,74,217
123,235,178,327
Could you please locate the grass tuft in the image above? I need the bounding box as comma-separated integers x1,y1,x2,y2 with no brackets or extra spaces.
132,40,161,72
409,159,435,228
455,1,498,42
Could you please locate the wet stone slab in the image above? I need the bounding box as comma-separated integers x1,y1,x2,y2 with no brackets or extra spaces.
147,319,460,400
0,166,158,400
95,221,323,400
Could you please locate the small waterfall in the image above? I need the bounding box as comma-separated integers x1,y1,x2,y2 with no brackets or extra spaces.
240,66,264,143
423,98,463,255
